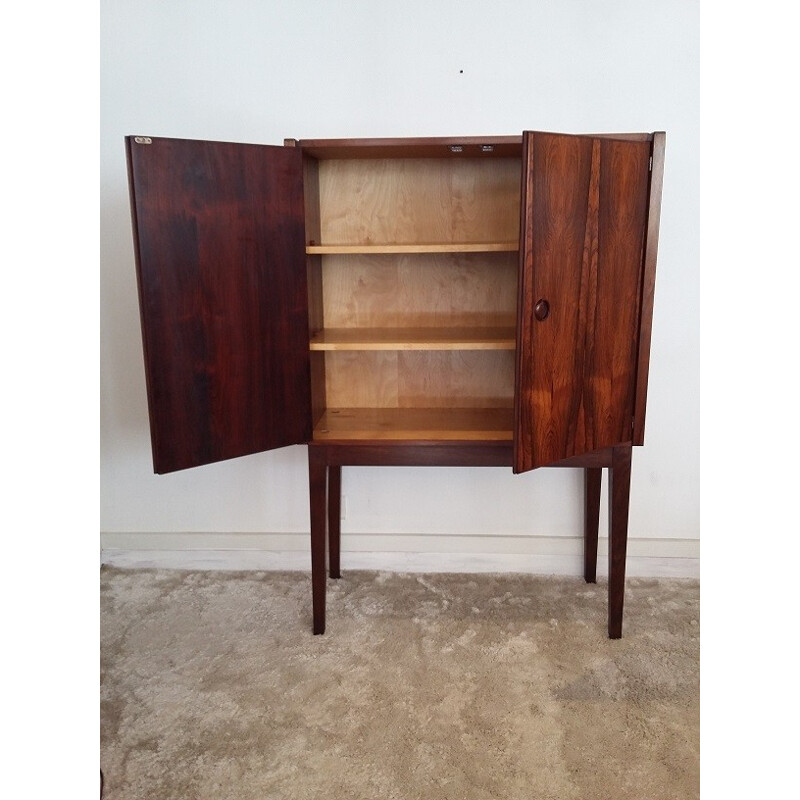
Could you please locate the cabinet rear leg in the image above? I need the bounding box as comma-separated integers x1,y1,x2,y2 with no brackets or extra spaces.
584,467,602,583
308,448,327,635
608,445,632,639
328,465,341,579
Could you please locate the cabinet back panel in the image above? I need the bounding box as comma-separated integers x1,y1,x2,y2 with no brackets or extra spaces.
321,252,517,329
325,351,515,408
318,158,521,245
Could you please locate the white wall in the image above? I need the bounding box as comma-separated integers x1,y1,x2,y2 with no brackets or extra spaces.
100,0,699,568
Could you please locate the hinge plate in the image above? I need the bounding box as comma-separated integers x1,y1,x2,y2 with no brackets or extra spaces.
134,136,152,145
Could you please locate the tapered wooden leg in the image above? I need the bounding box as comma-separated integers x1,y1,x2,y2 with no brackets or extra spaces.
328,465,341,579
584,467,602,583
308,448,327,635
608,445,632,639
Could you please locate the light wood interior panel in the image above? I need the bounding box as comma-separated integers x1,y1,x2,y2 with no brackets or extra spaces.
313,151,520,440
325,351,399,408
317,158,521,245
398,351,514,408
320,252,518,329
325,351,515,409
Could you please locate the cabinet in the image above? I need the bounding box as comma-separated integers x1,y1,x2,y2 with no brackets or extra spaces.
126,131,665,638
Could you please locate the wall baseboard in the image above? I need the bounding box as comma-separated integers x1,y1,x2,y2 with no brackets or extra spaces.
100,532,699,578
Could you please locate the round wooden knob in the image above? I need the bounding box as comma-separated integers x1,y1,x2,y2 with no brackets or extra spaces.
534,299,550,321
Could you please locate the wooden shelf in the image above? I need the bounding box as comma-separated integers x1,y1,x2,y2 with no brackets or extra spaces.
306,242,518,255
312,407,514,442
309,326,516,351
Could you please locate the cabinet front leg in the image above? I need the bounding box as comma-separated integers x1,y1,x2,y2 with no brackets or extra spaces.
308,448,328,635
584,467,602,583
608,445,632,639
328,465,341,579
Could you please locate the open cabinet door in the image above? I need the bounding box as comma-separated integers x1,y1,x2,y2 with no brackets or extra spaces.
126,136,311,473
514,131,652,472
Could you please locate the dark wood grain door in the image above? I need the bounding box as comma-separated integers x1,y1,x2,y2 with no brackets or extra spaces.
514,131,651,472
126,136,311,474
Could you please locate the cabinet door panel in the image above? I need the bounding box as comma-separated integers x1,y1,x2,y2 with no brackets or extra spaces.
514,132,651,472
127,136,311,473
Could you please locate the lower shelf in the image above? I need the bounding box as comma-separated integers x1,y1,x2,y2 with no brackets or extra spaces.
312,407,514,441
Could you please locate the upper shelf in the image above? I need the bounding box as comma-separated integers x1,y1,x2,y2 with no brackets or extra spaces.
306,242,518,255
309,326,516,351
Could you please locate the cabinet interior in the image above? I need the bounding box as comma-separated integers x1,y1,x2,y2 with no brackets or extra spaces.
304,143,522,441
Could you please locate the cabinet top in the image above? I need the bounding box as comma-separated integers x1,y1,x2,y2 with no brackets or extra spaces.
288,136,523,159
287,132,657,159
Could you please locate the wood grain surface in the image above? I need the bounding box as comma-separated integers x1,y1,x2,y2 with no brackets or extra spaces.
632,132,666,445
324,351,515,409
127,136,311,473
317,158,521,246
309,326,516,351
320,252,518,329
312,408,514,441
306,243,517,254
514,132,651,471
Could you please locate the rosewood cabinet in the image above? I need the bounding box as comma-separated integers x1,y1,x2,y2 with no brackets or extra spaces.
126,131,665,638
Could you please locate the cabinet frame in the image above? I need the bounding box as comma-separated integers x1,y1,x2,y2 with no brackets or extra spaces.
126,131,665,638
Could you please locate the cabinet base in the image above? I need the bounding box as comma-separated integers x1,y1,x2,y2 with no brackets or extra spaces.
307,441,632,639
